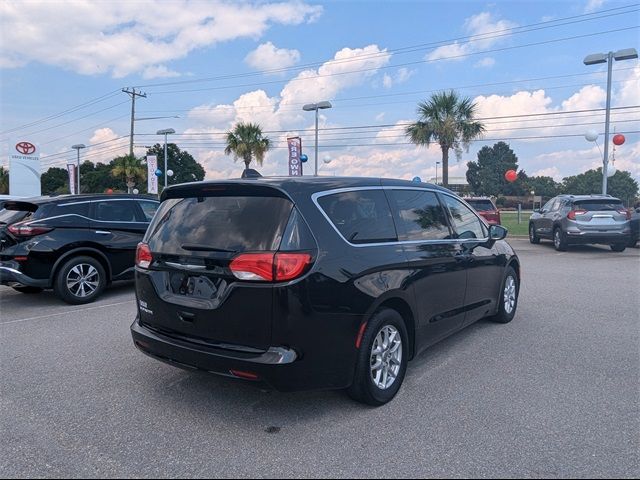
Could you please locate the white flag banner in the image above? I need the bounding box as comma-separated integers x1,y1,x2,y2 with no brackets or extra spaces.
67,164,77,195
147,155,158,194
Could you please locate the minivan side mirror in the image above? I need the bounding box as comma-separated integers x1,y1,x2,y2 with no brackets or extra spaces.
489,224,508,241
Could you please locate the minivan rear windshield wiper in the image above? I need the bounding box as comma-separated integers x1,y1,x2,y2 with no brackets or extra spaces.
181,244,237,253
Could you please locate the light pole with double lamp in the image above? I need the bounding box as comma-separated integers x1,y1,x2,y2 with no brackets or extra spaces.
71,144,86,194
302,101,332,176
435,161,441,185
156,128,175,190
583,47,638,194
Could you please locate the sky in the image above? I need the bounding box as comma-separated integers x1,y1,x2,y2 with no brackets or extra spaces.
0,0,639,184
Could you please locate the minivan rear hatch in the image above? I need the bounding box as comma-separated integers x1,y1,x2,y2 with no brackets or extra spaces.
135,183,312,351
570,199,629,231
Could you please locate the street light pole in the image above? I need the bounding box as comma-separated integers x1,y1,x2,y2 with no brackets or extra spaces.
71,144,85,195
303,101,332,177
436,161,440,185
156,128,175,190
584,47,638,194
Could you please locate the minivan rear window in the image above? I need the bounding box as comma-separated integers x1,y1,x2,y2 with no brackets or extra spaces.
573,200,624,211
145,196,293,254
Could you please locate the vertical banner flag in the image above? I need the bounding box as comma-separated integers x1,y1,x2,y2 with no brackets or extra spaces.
9,141,41,197
287,137,302,176
67,164,77,195
147,155,158,194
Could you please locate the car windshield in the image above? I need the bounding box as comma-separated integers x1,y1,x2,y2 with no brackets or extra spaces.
573,200,624,211
466,200,495,211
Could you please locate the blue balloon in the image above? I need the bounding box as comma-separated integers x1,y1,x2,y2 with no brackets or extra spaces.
300,154,308,163
155,169,163,177
412,176,422,183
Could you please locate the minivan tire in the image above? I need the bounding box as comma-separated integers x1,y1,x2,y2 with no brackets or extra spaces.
347,308,409,407
54,256,106,305
489,266,519,324
611,244,626,252
553,227,568,252
529,223,540,244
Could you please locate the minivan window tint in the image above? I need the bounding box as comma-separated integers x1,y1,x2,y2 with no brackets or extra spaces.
573,199,624,211
441,194,487,240
465,199,495,212
94,200,138,222
52,202,91,218
388,189,451,241
146,196,293,254
317,190,397,244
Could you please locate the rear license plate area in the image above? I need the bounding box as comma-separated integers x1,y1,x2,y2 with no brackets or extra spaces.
170,273,219,299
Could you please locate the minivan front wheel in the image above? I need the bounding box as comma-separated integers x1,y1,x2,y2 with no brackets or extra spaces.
348,308,409,406
553,227,568,251
54,256,106,305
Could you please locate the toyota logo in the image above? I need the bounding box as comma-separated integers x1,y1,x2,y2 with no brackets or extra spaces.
16,142,36,155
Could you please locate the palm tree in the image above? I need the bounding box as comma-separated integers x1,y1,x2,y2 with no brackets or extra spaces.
111,155,146,193
0,166,8,194
406,90,485,188
224,122,270,171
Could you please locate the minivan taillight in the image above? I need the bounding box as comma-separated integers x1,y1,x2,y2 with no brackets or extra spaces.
7,224,53,237
567,209,587,220
229,252,313,282
136,242,153,269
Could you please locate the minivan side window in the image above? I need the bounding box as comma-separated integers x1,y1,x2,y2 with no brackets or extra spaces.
52,202,91,218
440,194,487,240
93,200,138,222
317,190,397,244
387,189,451,241
137,200,159,222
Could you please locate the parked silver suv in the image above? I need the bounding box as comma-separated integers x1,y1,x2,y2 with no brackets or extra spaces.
529,194,631,252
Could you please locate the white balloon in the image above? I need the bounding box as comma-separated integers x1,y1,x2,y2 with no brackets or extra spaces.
133,188,139,195
167,169,174,177
585,130,599,142
606,164,616,177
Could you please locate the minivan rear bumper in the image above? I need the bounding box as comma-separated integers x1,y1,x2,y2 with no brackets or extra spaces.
565,230,630,245
131,317,346,392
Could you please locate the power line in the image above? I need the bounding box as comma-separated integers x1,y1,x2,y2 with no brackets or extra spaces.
133,4,639,89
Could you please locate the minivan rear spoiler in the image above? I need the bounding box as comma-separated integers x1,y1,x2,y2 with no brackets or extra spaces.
161,181,291,202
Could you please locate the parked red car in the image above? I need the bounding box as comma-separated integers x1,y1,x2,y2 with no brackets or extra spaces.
464,197,501,225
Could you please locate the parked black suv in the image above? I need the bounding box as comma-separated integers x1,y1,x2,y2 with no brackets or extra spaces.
131,177,520,405
0,194,159,304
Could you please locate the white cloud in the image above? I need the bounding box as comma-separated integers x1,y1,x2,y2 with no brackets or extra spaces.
615,65,640,107
560,85,605,111
382,67,415,88
0,1,322,78
245,42,301,73
427,12,517,62
531,166,561,180
88,128,128,163
142,65,181,80
584,0,606,13
475,57,496,68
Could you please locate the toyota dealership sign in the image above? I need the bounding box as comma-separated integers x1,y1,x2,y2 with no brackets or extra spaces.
9,140,41,197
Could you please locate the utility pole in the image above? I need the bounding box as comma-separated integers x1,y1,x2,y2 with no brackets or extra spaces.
122,88,147,157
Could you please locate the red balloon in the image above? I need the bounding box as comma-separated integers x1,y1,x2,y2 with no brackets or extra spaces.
505,170,518,182
613,134,625,146
106,188,114,194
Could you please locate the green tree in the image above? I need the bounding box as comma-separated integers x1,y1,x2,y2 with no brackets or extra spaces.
561,168,639,205
527,175,560,198
224,122,271,171
465,141,525,196
0,166,9,194
41,167,70,195
82,161,126,193
111,155,146,193
145,143,205,191
406,90,485,188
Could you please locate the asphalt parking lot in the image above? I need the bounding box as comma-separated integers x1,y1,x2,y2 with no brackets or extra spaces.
1,239,639,478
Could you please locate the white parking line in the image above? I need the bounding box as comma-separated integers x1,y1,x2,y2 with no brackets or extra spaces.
1,300,134,326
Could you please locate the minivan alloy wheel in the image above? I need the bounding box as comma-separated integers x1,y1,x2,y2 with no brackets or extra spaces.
66,263,100,298
370,325,403,390
503,276,517,314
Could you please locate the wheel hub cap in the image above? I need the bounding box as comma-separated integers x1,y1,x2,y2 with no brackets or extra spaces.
66,264,99,298
504,276,516,314
370,325,402,390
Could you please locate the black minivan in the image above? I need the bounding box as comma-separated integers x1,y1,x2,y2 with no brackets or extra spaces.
131,177,520,405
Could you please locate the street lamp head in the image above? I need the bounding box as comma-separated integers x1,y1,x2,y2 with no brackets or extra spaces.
71,144,86,150
303,101,332,111
156,128,175,135
583,53,608,65
614,48,638,61
317,101,332,110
